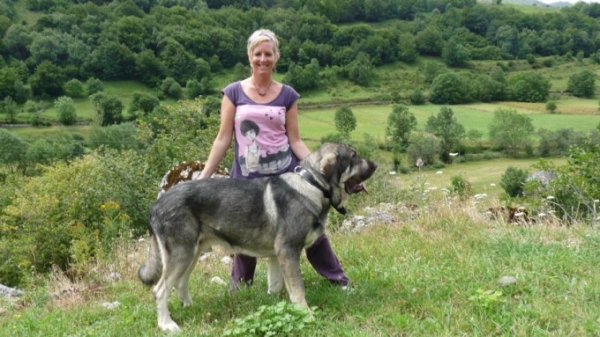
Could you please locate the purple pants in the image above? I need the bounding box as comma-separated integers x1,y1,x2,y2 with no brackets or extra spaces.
230,234,349,289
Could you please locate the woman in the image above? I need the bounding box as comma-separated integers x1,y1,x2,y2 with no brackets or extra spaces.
198,29,349,291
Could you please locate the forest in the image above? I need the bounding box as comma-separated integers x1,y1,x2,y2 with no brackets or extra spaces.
2,0,600,107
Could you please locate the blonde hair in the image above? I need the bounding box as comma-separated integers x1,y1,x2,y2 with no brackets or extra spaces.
247,29,280,59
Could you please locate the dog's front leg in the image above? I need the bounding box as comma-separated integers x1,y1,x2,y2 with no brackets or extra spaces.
275,246,309,308
267,256,284,294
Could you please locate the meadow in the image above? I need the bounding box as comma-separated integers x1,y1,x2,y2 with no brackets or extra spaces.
2,189,599,337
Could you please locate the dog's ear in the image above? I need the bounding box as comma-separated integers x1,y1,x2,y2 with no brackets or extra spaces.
319,153,337,176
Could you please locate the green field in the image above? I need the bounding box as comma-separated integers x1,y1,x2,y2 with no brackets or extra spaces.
298,103,600,143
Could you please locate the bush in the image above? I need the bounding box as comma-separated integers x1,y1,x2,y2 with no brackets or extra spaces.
500,166,529,197
223,302,316,337
63,79,86,98
85,77,104,95
450,174,472,200
0,150,156,285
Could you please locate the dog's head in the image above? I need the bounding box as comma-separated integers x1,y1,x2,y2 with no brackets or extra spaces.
302,143,377,213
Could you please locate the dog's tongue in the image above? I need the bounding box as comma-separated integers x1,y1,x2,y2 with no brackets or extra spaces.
354,182,368,194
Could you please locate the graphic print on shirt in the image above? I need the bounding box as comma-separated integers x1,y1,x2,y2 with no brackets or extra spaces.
236,105,292,176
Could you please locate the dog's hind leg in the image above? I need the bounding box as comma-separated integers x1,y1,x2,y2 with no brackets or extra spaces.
267,256,284,294
175,246,203,307
153,244,197,332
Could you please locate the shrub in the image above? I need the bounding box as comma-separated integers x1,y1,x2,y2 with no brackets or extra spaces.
85,77,104,95
0,150,156,285
409,88,425,105
500,166,529,197
450,174,472,200
54,96,77,125
63,79,86,98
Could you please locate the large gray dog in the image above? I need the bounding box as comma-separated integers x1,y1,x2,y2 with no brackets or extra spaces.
138,143,377,332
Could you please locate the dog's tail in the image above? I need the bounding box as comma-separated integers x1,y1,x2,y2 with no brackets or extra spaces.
138,232,162,286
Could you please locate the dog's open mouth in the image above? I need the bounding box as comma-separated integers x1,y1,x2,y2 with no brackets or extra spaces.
345,178,368,194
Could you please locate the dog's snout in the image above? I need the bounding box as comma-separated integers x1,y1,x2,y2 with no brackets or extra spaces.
369,160,378,171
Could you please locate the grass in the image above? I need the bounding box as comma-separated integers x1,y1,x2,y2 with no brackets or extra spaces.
2,188,599,336
391,157,568,200
298,102,600,143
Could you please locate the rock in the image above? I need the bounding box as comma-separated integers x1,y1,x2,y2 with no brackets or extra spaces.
498,276,517,286
0,284,24,297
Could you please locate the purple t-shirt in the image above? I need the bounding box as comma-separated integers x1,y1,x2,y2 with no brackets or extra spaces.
222,81,301,180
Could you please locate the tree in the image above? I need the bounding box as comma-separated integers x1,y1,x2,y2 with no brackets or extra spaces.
135,49,166,86
29,60,66,97
568,70,596,98
442,36,471,67
90,93,124,126
63,79,86,98
345,52,372,86
545,101,557,113
488,108,535,155
129,92,160,117
415,27,444,56
507,72,551,102
429,72,469,104
1,96,18,123
86,78,104,96
334,105,357,136
425,106,466,163
406,131,441,166
385,104,417,148
54,96,77,125
500,166,529,197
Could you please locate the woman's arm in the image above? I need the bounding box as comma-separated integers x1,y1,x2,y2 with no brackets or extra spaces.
286,102,311,160
197,95,235,179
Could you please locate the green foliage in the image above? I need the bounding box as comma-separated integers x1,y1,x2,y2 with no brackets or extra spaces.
409,88,425,105
25,130,85,167
223,301,316,337
450,174,473,200
500,166,529,197
334,105,356,136
63,79,86,98
545,101,557,113
87,123,145,151
0,96,17,123
160,77,183,99
29,60,66,97
136,99,227,178
201,95,222,117
283,59,321,91
345,52,372,86
442,36,471,67
385,104,417,148
488,108,534,155
537,128,586,157
128,92,160,117
507,72,551,102
54,96,77,125
406,131,441,167
0,128,26,172
90,93,124,126
429,72,470,104
568,69,596,98
85,78,104,96
540,140,600,223
0,150,155,284
425,106,466,163
468,289,505,309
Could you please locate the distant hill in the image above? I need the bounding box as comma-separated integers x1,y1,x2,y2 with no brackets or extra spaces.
501,0,572,7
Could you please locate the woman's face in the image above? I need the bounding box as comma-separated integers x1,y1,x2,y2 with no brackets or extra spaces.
249,41,278,75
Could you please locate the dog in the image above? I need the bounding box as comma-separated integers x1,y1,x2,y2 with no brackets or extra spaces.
138,143,377,332
156,160,229,199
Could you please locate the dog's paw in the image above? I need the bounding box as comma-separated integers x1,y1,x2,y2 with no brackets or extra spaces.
159,319,181,333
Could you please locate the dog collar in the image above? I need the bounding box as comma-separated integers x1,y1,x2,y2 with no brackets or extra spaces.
295,166,347,215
